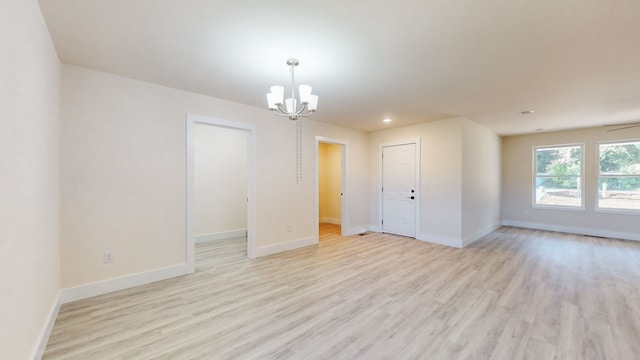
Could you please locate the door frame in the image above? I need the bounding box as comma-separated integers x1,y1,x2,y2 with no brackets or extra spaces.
186,113,257,273
379,139,421,237
315,136,348,238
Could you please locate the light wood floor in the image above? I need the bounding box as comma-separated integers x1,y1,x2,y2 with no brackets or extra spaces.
43,225,640,359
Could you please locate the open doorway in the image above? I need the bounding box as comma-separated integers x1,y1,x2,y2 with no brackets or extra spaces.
315,136,348,241
186,113,256,273
193,124,247,266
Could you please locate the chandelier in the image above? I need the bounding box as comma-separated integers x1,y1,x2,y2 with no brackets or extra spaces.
266,58,318,184
266,58,318,120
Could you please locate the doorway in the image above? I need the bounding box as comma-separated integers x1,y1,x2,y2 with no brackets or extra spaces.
186,113,256,273
194,124,247,260
315,136,348,240
380,140,420,238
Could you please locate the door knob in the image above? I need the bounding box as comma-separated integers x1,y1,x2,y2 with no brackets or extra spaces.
408,196,415,199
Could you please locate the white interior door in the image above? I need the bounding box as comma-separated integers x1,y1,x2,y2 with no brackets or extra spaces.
382,143,416,237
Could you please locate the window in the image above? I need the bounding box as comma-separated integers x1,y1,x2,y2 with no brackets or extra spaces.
598,140,640,211
534,144,583,208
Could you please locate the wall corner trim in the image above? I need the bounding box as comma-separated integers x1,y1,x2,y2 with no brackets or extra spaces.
61,263,190,304
31,291,62,360
252,236,318,258
462,223,502,247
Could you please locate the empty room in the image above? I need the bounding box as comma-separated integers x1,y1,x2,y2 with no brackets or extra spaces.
3,1,640,359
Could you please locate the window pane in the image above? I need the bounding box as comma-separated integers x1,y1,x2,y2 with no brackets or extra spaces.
598,177,640,210
599,141,640,175
535,176,582,207
536,146,582,176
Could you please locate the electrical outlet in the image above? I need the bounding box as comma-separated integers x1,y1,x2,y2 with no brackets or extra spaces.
103,251,115,264
286,224,292,232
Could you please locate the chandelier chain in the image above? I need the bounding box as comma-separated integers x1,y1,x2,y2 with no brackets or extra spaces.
296,119,303,184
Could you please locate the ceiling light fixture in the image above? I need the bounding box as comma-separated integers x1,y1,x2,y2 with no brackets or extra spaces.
519,110,534,115
266,58,318,184
266,58,318,120
383,118,392,123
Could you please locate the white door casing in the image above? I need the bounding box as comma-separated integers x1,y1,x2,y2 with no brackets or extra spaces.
381,141,419,237
186,113,257,272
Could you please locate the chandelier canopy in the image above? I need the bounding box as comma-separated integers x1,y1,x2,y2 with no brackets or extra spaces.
266,58,318,120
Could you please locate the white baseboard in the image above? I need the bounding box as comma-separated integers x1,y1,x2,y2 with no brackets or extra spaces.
371,223,501,248
416,233,463,248
343,226,369,236
367,225,461,247
253,236,318,257
31,290,62,360
502,220,640,242
319,217,341,225
62,263,190,304
369,223,464,248
195,228,246,243
462,223,502,247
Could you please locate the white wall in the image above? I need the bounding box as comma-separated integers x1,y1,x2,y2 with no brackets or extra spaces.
194,124,247,238
369,117,501,247
502,126,640,240
0,0,61,358
318,142,342,224
60,65,371,289
461,119,502,245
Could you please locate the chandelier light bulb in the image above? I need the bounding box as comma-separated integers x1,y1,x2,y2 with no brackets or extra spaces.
266,87,283,109
299,84,312,103
307,94,318,111
285,98,296,114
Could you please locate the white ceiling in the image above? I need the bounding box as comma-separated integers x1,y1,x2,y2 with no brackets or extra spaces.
38,0,640,135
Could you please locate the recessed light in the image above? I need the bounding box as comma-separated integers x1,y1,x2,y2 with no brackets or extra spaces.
383,118,392,123
519,110,534,115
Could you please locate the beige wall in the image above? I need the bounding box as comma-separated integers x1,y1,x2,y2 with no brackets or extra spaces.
0,0,61,358
461,119,502,245
194,124,247,236
369,117,501,246
318,142,342,223
60,64,371,288
502,126,640,240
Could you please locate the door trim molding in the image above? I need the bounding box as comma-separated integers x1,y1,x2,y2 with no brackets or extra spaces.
186,113,257,271
315,136,349,239
378,138,421,237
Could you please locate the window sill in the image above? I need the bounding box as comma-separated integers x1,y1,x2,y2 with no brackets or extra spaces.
532,204,585,212
594,208,640,216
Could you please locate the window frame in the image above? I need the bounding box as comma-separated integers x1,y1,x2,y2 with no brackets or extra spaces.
595,139,640,214
532,143,585,211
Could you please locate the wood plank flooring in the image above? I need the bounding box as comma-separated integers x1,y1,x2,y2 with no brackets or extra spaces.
43,225,640,359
